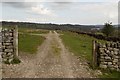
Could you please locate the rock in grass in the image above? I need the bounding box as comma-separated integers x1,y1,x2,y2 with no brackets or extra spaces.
100,64,107,69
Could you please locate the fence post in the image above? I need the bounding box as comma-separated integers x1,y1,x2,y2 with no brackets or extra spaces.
14,25,18,57
92,40,97,69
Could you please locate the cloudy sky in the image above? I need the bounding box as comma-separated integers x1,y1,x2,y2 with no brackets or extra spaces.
0,0,119,25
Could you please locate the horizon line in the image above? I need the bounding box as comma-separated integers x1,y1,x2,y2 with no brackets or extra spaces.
1,20,119,26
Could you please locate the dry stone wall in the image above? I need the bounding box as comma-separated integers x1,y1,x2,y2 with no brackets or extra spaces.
0,27,2,79
98,42,120,71
0,28,2,56
0,28,18,64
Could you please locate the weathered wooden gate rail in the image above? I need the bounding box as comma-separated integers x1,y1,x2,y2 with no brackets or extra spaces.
0,27,20,64
92,40,120,71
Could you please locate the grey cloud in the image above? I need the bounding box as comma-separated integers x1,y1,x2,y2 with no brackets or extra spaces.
2,1,73,10
2,2,37,9
45,2,74,10
1,0,25,2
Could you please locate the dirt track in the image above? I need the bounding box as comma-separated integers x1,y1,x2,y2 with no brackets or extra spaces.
2,31,97,78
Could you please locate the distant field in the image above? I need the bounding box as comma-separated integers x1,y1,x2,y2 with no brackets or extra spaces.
18,33,45,54
18,28,49,34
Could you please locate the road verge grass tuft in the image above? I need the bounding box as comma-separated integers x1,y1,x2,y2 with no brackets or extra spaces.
18,33,45,54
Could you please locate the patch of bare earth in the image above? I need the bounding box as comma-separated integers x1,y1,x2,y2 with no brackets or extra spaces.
2,31,98,78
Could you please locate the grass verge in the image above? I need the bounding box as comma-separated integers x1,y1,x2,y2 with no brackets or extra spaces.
60,31,107,61
60,31,120,78
99,69,120,79
18,33,45,54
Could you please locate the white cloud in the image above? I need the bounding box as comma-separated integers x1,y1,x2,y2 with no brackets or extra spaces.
31,5,49,15
2,19,20,22
26,17,45,23
78,3,118,20
28,4,55,16
25,17,51,23
26,17,36,22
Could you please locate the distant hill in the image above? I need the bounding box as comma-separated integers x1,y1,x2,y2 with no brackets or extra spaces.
1,21,119,32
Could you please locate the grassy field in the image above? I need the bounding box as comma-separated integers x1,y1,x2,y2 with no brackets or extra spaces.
99,70,120,78
18,28,48,54
18,28,49,34
60,31,107,61
60,31,120,78
18,33,45,54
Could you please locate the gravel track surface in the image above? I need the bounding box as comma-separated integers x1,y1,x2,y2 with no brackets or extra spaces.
2,31,96,78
